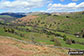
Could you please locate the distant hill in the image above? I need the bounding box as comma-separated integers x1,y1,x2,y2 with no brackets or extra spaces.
51,11,84,15
0,15,17,23
51,12,71,15
27,12,51,16
0,12,26,18
0,12,27,23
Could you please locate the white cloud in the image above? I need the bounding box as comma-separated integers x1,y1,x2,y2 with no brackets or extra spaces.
72,0,78,1
0,0,84,12
60,0,64,2
0,0,50,12
47,2,84,12
76,2,84,7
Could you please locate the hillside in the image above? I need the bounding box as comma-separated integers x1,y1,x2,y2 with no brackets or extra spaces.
14,11,84,34
0,15,17,23
0,12,27,23
0,12,26,18
0,12,84,56
0,0,84,56
0,36,69,56
13,15,39,24
27,12,51,16
8,11,84,50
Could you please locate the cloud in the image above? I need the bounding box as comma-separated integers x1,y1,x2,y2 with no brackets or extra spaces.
72,0,78,1
47,2,84,12
0,0,50,12
0,0,84,12
60,0,64,2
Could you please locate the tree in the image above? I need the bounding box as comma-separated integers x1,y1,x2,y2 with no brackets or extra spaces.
7,29,11,33
4,29,8,32
11,28,15,33
49,24,52,27
63,35,67,41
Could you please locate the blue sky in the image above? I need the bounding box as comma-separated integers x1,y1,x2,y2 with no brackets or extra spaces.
0,0,84,13
53,0,84,4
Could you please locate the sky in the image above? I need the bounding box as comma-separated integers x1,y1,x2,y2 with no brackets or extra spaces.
0,0,84,13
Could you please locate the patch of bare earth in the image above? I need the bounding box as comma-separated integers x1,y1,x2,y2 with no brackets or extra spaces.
0,36,69,56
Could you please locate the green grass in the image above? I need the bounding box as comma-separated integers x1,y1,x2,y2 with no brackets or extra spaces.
1,25,84,49
60,39,84,50
13,25,84,49
53,31,84,43
26,13,84,34
0,15,12,18
0,27,22,40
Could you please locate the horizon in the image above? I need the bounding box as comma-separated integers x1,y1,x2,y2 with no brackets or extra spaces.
0,0,84,13
0,11,84,13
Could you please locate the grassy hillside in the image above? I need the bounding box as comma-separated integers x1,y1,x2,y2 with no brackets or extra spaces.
0,15,13,18
30,14,84,34
0,24,84,50
14,12,84,34
0,15,17,23
0,36,70,56
0,11,84,50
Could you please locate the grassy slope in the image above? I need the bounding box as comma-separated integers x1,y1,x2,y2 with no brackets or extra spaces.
0,15,17,23
1,25,84,50
14,12,84,34
0,36,69,56
15,12,84,49
1,12,84,50
0,15,12,18
28,13,84,34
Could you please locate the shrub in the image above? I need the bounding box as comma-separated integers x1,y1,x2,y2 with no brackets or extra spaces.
66,38,72,45
50,38,54,42
54,38,61,46
63,35,67,41
11,28,15,33
66,16,70,18
71,40,75,44
49,24,52,27
20,33,24,37
7,29,11,33
4,29,8,32
47,35,49,38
